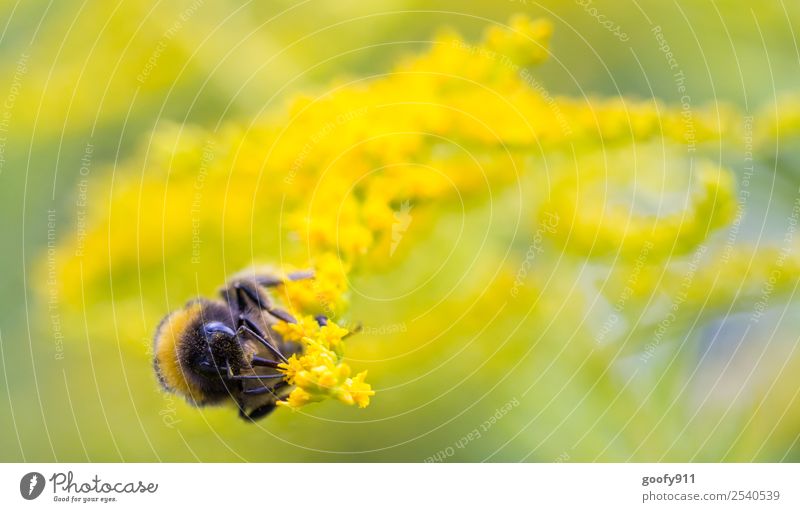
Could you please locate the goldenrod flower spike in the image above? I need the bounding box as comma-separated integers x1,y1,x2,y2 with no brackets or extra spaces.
276,317,374,410
540,144,736,260
39,13,800,434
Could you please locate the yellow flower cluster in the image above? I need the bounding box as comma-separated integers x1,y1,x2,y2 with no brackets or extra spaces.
269,14,737,269
276,17,560,264
247,258,372,410
273,318,373,409
755,92,800,152
40,12,800,422
49,13,739,299
277,253,350,317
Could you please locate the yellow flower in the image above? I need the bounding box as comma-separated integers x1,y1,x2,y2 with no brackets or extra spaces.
341,371,374,408
279,252,350,316
276,319,372,409
319,323,349,351
282,388,314,409
272,316,320,343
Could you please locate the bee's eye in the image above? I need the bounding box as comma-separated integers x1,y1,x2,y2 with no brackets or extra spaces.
202,321,236,339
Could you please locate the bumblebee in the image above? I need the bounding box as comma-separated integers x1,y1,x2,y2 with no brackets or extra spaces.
153,269,322,421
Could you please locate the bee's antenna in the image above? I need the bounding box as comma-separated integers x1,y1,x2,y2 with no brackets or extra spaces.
344,322,363,340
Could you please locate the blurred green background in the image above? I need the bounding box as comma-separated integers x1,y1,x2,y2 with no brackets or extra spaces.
1,0,800,462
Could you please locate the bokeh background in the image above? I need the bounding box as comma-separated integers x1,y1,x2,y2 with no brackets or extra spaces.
1,0,800,462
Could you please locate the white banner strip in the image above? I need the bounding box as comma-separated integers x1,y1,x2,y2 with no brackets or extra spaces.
1,463,798,510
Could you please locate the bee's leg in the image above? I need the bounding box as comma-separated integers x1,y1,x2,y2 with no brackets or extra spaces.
255,270,314,288
244,402,278,422
226,373,284,381
242,381,289,396
251,355,281,368
236,318,289,362
239,383,290,421
234,282,298,323
229,282,267,314
264,304,297,324
220,360,283,387
225,281,291,321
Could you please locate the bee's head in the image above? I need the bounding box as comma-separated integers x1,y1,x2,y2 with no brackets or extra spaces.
153,300,246,404
197,320,248,373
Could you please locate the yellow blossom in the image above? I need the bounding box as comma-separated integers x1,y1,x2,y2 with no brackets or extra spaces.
272,316,321,344
278,252,350,316
276,320,373,409
341,371,374,409
282,388,314,409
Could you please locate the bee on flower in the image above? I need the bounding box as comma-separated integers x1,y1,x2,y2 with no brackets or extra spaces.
152,263,373,421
